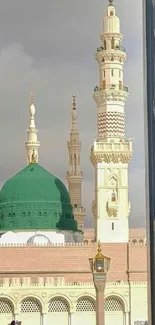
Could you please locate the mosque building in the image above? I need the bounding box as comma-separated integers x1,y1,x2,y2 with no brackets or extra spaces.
0,1,147,325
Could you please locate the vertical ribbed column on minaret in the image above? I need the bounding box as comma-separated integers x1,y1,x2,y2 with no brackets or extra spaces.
25,93,40,165
90,1,133,243
66,95,86,231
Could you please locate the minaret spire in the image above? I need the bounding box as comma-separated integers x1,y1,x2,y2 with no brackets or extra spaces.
109,0,114,6
71,94,78,131
90,3,133,243
25,93,40,165
66,95,86,231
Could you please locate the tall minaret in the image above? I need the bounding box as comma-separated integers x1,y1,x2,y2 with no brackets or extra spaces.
90,1,133,243
25,93,40,164
66,95,86,231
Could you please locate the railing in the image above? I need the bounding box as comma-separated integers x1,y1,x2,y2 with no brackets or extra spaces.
73,206,86,213
96,45,126,52
0,277,145,287
94,84,128,92
92,140,132,153
115,45,126,52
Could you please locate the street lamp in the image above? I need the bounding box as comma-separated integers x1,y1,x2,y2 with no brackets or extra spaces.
89,242,111,325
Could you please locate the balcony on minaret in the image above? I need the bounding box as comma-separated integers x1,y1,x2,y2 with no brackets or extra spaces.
96,44,126,54
95,44,127,65
90,139,133,165
94,83,128,92
92,139,132,153
73,204,86,215
93,83,129,105
66,170,83,178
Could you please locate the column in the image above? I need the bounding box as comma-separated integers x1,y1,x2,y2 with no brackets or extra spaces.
14,313,19,322
125,312,129,325
93,273,107,325
69,312,75,325
96,290,105,325
42,313,47,325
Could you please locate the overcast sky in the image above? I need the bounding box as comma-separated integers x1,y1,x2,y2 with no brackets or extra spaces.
0,0,144,228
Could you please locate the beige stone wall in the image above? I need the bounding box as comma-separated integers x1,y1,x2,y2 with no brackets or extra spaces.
0,278,147,325
130,283,148,325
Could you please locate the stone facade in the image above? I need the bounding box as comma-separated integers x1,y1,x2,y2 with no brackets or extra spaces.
0,278,147,325
0,3,147,325
66,95,86,231
0,239,147,325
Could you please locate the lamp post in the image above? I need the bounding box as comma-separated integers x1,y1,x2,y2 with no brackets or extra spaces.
89,242,111,325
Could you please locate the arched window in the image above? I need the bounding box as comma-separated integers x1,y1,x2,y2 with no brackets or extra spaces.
110,11,113,16
27,212,31,217
48,298,69,313
76,297,95,312
20,298,41,313
9,221,15,227
104,297,124,311
132,239,137,245
0,298,14,314
84,239,88,245
74,153,77,172
27,220,32,226
38,212,42,217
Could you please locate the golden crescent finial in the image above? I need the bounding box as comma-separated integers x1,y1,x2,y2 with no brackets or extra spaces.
95,241,104,260
30,92,34,105
72,93,77,110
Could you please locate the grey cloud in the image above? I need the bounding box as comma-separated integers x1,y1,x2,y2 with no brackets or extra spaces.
0,0,145,226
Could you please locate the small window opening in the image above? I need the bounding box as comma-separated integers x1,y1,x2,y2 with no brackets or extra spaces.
110,11,113,16
112,222,114,230
111,69,114,77
111,37,115,49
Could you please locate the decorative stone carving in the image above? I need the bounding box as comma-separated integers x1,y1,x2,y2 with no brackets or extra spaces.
106,202,118,218
93,273,107,292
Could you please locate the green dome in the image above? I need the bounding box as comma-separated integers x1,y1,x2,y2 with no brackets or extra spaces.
0,163,78,232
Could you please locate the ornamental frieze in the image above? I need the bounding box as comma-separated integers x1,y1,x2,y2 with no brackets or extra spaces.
90,152,132,165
